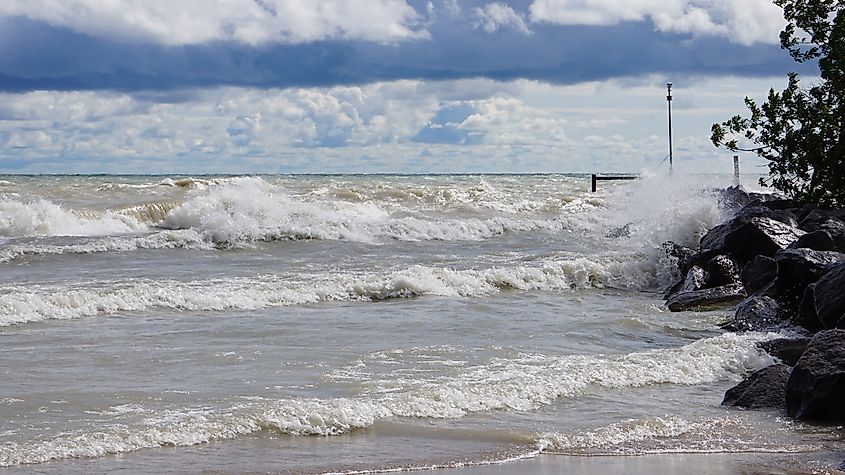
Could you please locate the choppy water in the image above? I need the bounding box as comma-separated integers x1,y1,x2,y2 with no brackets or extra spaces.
0,174,842,473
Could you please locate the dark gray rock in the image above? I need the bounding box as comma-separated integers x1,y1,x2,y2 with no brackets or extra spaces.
785,330,845,423
681,266,707,292
788,230,836,252
737,204,799,228
718,185,787,211
813,263,845,330
699,215,805,266
774,249,845,301
662,241,695,273
723,364,791,409
800,209,845,232
759,199,797,211
664,265,707,300
706,255,740,288
606,223,633,238
741,255,778,295
796,203,817,223
758,338,812,367
728,296,781,331
666,283,746,312
795,284,823,332
819,219,845,253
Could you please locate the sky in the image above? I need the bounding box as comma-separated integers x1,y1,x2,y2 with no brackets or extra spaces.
0,0,817,174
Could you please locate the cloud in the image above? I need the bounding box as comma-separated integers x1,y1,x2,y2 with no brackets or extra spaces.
529,0,785,45
473,3,531,34
0,14,802,94
0,0,426,46
0,75,792,174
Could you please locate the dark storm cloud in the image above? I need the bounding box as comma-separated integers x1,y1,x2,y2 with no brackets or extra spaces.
0,10,808,93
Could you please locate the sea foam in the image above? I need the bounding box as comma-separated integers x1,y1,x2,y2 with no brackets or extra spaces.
0,256,666,327
0,332,774,466
0,198,147,237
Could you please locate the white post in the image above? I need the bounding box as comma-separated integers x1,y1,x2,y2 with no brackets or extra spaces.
733,155,740,186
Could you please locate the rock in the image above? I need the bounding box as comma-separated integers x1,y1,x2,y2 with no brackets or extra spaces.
795,284,823,332
741,255,778,295
728,296,782,331
820,219,845,252
788,229,836,252
759,198,797,211
664,265,707,300
785,330,845,423
722,364,791,409
666,283,746,312
758,338,812,366
799,209,845,232
796,203,817,223
606,223,633,238
699,215,805,266
662,241,696,274
774,249,845,301
706,255,740,288
681,266,707,292
813,263,845,329
718,185,786,210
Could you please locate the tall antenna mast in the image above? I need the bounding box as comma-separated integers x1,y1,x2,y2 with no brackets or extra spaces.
666,82,674,173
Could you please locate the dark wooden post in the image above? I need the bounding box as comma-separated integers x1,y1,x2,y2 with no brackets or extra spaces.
591,174,597,193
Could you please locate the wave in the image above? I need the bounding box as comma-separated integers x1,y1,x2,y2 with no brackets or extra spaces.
0,256,663,327
538,414,813,456
0,198,148,238
95,177,231,191
159,177,577,245
0,230,212,265
0,333,775,466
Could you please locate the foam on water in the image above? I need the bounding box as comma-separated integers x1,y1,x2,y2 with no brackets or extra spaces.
0,230,212,265
0,254,669,326
0,198,147,238
159,177,575,245
0,332,775,466
538,414,814,455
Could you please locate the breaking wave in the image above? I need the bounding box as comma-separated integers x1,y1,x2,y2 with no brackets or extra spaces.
0,256,663,326
538,414,813,456
0,198,147,238
0,332,775,466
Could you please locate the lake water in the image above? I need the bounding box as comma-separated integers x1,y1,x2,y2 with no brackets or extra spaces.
0,174,841,473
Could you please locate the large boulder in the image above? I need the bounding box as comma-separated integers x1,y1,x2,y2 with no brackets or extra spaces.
699,213,805,266
662,241,696,273
759,338,812,367
741,255,778,295
727,296,782,331
813,263,845,329
723,364,791,409
795,284,823,332
666,283,746,312
785,330,845,423
774,249,845,301
663,265,707,300
788,229,837,252
718,186,790,211
819,219,845,252
799,209,845,232
706,255,740,288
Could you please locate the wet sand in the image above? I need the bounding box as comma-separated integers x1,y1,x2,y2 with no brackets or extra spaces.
434,452,844,475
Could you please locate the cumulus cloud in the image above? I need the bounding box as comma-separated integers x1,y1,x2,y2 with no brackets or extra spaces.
529,0,785,45
0,77,786,173
473,3,531,34
0,0,426,45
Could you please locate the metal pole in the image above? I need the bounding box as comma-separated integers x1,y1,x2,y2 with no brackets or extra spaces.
733,155,740,186
667,82,673,173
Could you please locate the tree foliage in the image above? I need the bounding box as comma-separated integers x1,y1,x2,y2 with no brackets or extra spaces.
711,0,845,206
